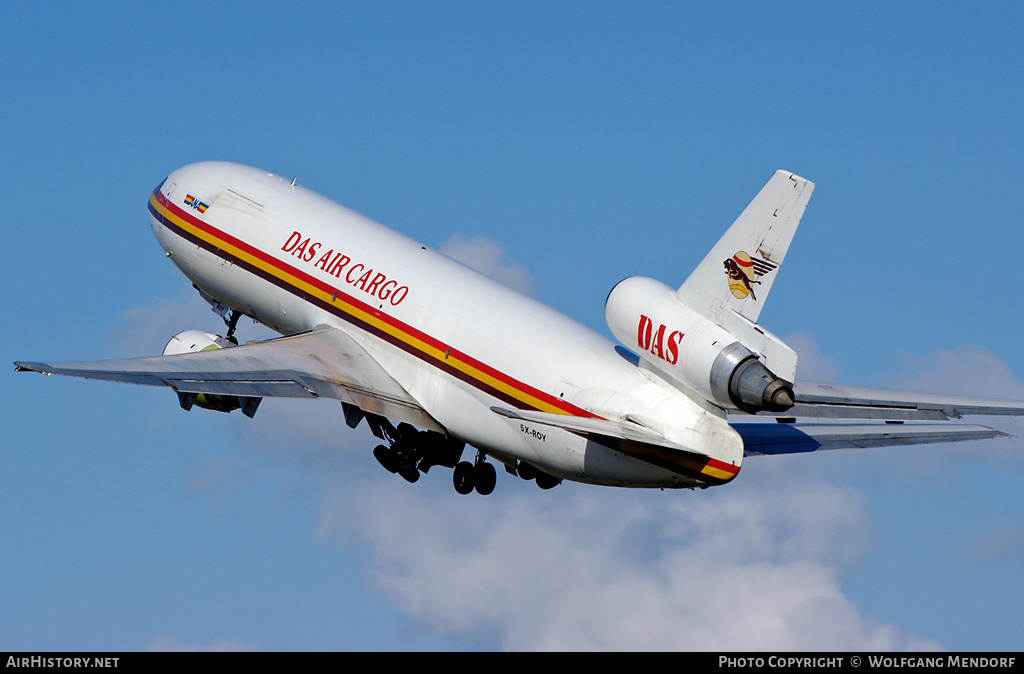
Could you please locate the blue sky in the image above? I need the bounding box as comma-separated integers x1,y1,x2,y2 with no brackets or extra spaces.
3,2,1023,651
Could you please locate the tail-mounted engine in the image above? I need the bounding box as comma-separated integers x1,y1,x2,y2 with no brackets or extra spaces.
163,330,261,417
605,276,795,414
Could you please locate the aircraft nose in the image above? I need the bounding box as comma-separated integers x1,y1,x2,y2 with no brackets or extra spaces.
147,164,215,258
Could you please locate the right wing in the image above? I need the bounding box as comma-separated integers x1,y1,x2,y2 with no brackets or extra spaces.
15,325,445,433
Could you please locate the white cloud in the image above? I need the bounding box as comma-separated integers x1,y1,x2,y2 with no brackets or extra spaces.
784,332,842,383
440,234,535,296
111,292,214,356
315,478,941,651
884,345,1024,400
112,291,276,357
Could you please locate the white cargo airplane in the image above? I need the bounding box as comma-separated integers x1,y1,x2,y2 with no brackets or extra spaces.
16,163,1024,494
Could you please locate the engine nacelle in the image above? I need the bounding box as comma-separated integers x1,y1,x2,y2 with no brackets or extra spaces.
163,330,235,356
163,330,260,416
605,277,794,414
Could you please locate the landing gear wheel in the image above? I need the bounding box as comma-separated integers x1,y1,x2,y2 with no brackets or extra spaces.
474,462,496,496
516,462,538,481
398,462,420,483
453,461,475,495
536,472,561,490
373,444,400,473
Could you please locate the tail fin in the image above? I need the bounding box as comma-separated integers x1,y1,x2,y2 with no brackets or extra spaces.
676,170,814,325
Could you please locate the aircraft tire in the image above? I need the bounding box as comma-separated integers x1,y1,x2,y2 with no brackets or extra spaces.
398,462,420,483
453,461,475,495
516,461,538,481
373,444,400,473
536,472,561,490
474,462,496,496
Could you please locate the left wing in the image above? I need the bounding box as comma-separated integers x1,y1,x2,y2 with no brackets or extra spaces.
15,325,445,433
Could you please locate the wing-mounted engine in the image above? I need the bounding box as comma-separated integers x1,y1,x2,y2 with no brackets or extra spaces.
605,276,795,414
163,329,236,356
163,330,261,416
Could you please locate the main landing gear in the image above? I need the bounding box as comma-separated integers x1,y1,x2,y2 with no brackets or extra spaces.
369,420,464,485
513,460,562,490
348,404,479,494
453,453,497,496
346,404,562,495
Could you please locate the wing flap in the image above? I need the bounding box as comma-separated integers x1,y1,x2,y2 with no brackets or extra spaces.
161,377,317,398
16,325,444,432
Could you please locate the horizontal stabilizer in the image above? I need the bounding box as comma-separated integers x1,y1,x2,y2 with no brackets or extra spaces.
764,381,1024,421
734,421,1011,456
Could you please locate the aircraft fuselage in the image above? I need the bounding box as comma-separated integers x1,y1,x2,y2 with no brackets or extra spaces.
148,162,743,488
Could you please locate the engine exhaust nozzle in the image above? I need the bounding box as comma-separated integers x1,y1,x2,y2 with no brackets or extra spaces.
710,342,795,414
